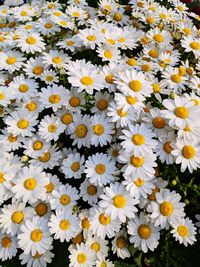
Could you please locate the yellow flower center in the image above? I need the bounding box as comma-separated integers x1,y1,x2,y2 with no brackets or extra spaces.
72,11,80,17
174,106,189,119
91,242,100,252
178,67,186,76
61,113,73,125
142,64,151,72
87,185,97,195
44,22,53,29
82,218,90,229
39,152,51,162
33,66,44,75
183,28,191,35
95,164,106,175
31,229,43,242
126,95,137,105
81,76,94,86
59,219,71,230
71,162,80,172
113,194,126,208
48,124,57,133
97,99,108,111
6,57,16,65
8,134,17,143
26,37,36,45
17,119,29,129
104,50,113,59
0,93,5,100
19,84,29,93
129,80,142,92
160,201,174,216
183,125,191,132
66,40,74,46
177,225,189,237
191,99,199,106
0,172,5,183
33,252,42,259
93,124,104,135
52,57,63,66
113,12,122,21
163,142,173,154
77,253,87,264
130,156,144,167
35,203,48,216
138,224,151,239
148,50,159,58
190,41,200,50
1,237,12,248
152,83,160,93
101,262,107,267
117,108,127,117
72,233,83,244
49,94,60,104
21,11,28,16
99,213,111,225
134,178,144,187
87,35,96,41
69,96,80,107
182,145,196,159
148,187,159,201
116,236,126,248
126,58,137,66
118,37,125,43
105,74,114,84
153,33,164,43
24,178,37,190
152,117,166,128
33,141,43,150
60,194,71,205
146,17,155,24
75,124,88,138
11,211,24,224
45,182,54,193
171,74,182,83
60,20,68,26
132,134,145,146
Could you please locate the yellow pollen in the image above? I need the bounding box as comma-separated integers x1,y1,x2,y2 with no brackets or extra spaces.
0,93,5,100
184,125,191,132
19,84,29,93
163,142,173,154
97,99,108,111
11,211,24,224
126,58,137,66
1,237,12,248
71,162,80,172
33,66,44,75
46,75,53,82
130,156,144,167
87,185,97,195
49,94,60,104
17,119,29,129
59,220,71,230
153,33,164,43
8,134,17,143
182,145,196,159
99,213,111,225
126,95,137,105
174,106,189,119
134,178,144,187
44,22,53,29
69,96,80,107
35,203,48,216
190,42,200,50
160,201,174,216
45,182,54,193
31,229,43,242
82,218,90,229
148,50,159,58
53,11,62,16
183,28,191,35
87,35,96,41
171,74,182,83
0,172,5,183
26,37,36,45
178,67,186,76
93,124,104,135
77,253,87,264
116,236,126,248
81,76,94,86
146,17,155,24
191,99,199,106
142,64,151,72
75,124,88,138
6,57,16,65
24,178,37,190
20,11,28,16
61,113,73,125
60,21,68,26
113,12,122,21
152,117,166,129
160,13,167,19
177,225,189,237
95,164,106,175
132,134,145,146
105,74,114,84
91,242,100,252
52,57,62,64
48,124,57,133
138,224,151,239
26,102,37,111
104,50,113,59
177,5,184,11
152,83,160,93
39,152,51,162
25,25,33,30
33,141,43,150
113,194,126,208
60,194,71,205
129,80,142,92
117,108,127,117
72,11,80,17
186,68,193,75
66,40,74,46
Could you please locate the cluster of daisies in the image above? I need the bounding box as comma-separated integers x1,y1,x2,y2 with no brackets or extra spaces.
0,0,199,266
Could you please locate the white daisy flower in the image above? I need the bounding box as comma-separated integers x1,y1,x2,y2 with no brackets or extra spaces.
61,152,85,179
42,50,70,69
80,179,103,205
181,36,200,58
23,135,50,158
69,242,95,267
40,69,59,85
112,230,131,259
0,233,18,261
24,57,45,78
0,50,25,73
16,32,45,54
0,86,14,107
